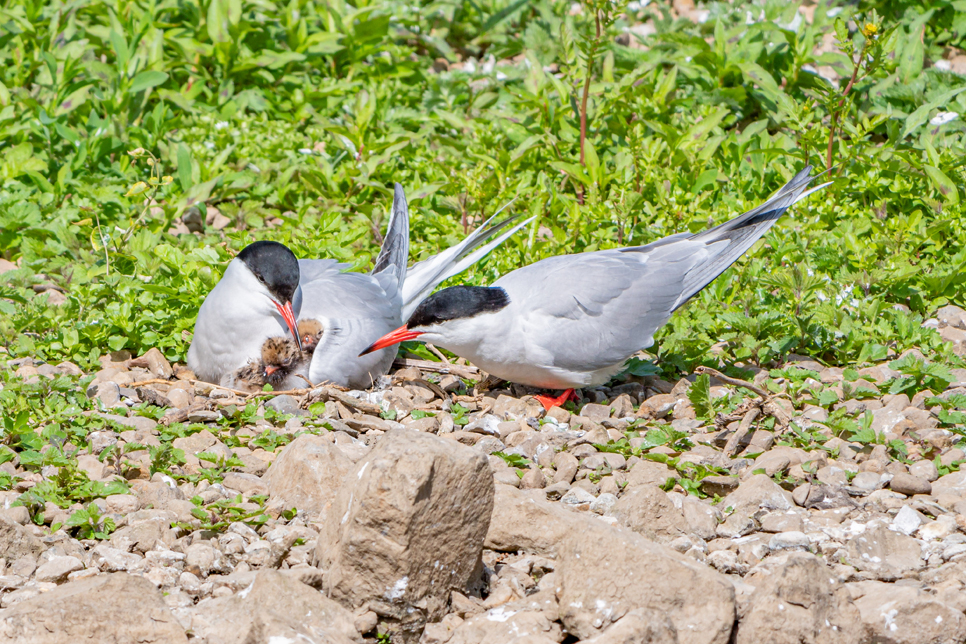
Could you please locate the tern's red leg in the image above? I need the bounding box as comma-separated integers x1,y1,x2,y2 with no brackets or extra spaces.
534,388,577,410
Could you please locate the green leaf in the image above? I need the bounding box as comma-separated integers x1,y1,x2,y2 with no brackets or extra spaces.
900,87,966,139
622,358,660,378
177,144,193,192
479,0,530,34
109,30,129,70
688,374,713,420
493,451,530,468
923,166,960,205
898,29,924,85
129,71,169,94
818,389,839,407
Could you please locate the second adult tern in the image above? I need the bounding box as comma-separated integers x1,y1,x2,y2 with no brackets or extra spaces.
361,166,827,407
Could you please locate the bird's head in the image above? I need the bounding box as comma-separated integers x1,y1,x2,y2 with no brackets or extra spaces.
237,240,302,351
297,318,324,355
259,336,302,387
359,285,509,356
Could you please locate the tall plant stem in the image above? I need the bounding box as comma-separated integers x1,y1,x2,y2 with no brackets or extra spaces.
826,40,868,172
577,10,602,205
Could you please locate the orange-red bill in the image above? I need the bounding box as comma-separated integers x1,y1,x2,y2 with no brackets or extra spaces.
359,325,423,357
274,300,303,352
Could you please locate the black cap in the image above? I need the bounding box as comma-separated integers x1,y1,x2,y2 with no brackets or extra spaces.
237,241,300,304
408,285,510,328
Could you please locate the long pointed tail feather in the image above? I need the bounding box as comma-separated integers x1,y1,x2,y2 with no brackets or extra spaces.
401,206,533,320
673,166,825,310
371,183,410,291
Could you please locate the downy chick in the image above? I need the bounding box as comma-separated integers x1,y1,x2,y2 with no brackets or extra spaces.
297,319,323,356
229,336,305,392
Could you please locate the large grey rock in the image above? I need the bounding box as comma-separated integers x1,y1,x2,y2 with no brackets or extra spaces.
607,485,687,544
485,484,580,557
0,572,186,642
186,570,358,643
556,515,735,644
315,429,493,633
262,434,354,518
850,580,966,644
737,552,864,644
845,525,923,581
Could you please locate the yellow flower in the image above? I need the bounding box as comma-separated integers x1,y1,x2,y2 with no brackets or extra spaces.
862,23,878,38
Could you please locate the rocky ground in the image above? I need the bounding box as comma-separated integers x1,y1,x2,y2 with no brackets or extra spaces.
3,309,966,643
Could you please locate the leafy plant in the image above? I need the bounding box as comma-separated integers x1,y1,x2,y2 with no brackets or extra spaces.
887,353,954,395
65,503,117,540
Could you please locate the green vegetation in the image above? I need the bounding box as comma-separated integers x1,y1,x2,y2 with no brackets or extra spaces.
0,0,964,381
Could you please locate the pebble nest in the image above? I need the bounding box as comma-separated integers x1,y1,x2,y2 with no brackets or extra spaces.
2,305,966,642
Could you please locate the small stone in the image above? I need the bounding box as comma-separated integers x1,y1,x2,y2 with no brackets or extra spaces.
851,471,883,492
34,556,85,584
707,549,743,574
753,451,791,476
590,493,618,515
768,531,809,551
759,511,804,534
187,410,220,423
560,486,596,508
890,473,932,496
893,505,923,536
792,483,810,507
88,381,122,407
582,452,626,471
519,468,546,490
700,475,739,497
909,459,939,482
545,406,571,424
142,348,174,379
552,453,579,485
919,515,958,541
579,403,612,423
264,394,301,415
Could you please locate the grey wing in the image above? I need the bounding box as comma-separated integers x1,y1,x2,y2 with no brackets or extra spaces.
495,242,711,371
297,260,403,388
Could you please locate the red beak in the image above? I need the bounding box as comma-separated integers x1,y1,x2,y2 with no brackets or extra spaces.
264,365,279,376
359,325,423,356
273,300,303,352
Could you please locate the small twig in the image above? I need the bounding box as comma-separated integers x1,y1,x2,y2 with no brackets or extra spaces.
718,407,761,463
693,366,770,399
306,387,382,416
392,358,480,380
425,344,451,364
296,374,316,389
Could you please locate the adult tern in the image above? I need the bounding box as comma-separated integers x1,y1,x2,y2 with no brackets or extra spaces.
187,241,303,385
361,166,828,408
291,184,530,389
189,184,530,390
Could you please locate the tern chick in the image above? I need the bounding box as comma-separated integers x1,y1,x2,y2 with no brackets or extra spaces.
230,336,306,392
297,319,324,355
